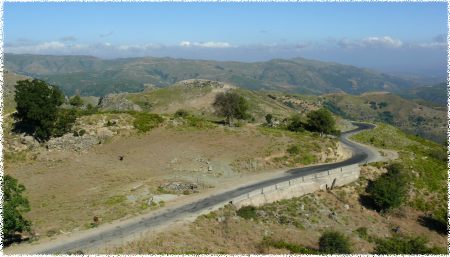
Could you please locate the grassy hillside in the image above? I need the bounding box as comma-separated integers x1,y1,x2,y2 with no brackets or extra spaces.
3,70,31,114
322,92,446,144
351,124,447,220
100,79,299,122
5,53,415,96
398,82,447,106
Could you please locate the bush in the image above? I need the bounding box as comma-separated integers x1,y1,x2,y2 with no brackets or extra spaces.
265,114,273,126
366,163,408,211
374,235,446,254
261,238,318,254
287,145,300,155
132,113,163,132
236,206,257,220
69,95,83,107
306,108,336,134
174,109,189,118
287,114,306,132
3,175,31,243
52,109,77,137
318,231,352,254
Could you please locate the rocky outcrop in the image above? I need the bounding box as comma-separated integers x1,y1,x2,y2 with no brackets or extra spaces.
98,93,142,112
46,134,100,152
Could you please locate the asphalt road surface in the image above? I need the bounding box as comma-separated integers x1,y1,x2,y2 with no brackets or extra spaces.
29,122,376,254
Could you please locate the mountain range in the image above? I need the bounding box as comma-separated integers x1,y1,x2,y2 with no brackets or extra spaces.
5,53,420,97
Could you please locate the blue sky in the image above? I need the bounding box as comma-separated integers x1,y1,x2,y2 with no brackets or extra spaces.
4,2,448,76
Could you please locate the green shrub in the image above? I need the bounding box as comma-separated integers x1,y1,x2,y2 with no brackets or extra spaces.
174,109,189,118
374,235,446,254
355,227,369,240
287,114,306,132
132,113,163,132
236,206,257,220
3,175,31,241
185,115,214,129
318,231,352,254
366,163,408,211
287,145,300,155
261,238,318,254
52,109,77,137
69,95,83,107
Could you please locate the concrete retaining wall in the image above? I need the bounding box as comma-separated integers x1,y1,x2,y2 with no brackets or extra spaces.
232,164,360,209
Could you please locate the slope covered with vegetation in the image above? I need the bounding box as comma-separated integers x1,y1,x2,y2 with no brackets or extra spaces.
5,53,415,96
322,92,446,143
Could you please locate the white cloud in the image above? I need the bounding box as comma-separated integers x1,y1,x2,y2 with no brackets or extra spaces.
361,36,403,48
179,41,232,48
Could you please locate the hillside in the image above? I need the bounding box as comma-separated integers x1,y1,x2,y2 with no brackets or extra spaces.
398,82,447,106
109,124,447,254
3,70,31,113
5,53,416,96
321,92,446,144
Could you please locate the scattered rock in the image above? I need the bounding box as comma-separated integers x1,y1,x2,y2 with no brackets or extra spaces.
46,134,100,152
98,93,143,112
160,182,199,194
208,165,213,171
344,204,350,210
216,216,226,222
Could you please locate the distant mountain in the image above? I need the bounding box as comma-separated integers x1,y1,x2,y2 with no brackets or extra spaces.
397,82,447,106
5,53,416,97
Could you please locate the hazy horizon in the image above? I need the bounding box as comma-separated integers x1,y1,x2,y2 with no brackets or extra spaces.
5,2,448,77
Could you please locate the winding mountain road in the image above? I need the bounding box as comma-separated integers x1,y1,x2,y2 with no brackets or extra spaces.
12,122,378,254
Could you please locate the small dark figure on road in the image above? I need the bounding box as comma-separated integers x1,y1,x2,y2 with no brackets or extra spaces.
118,155,124,161
393,226,401,233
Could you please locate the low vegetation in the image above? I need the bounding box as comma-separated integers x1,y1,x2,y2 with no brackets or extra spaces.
373,235,445,254
131,112,164,132
3,175,31,244
352,123,447,228
366,163,408,211
318,231,352,254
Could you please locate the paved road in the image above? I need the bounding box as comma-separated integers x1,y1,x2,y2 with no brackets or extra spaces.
28,122,376,254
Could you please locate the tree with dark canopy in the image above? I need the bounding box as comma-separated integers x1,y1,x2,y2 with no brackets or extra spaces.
213,91,249,126
306,108,336,134
14,79,66,141
3,175,31,243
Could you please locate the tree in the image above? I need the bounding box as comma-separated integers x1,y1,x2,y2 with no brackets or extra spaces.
14,79,65,141
367,163,408,211
265,114,273,126
3,175,31,242
213,91,249,126
52,109,77,137
319,231,352,254
306,108,336,134
287,114,306,132
69,95,84,107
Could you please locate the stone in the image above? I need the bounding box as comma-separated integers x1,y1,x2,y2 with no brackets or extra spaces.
98,93,143,112
344,204,350,210
208,165,213,171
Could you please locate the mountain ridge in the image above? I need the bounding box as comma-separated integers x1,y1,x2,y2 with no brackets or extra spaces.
5,53,418,97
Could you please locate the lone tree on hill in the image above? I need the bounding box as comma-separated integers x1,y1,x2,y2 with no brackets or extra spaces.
14,79,74,141
69,95,84,107
3,175,31,244
213,91,249,126
306,108,336,134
